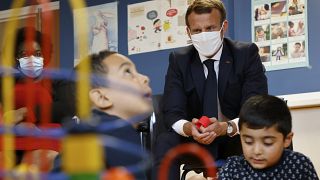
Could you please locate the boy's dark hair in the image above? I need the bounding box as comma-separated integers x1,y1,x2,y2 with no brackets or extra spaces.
239,95,292,137
76,50,117,88
264,4,270,11
185,0,226,27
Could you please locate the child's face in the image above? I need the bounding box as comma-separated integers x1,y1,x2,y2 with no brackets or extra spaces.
257,30,265,37
240,124,293,169
294,44,301,52
97,54,152,120
17,41,42,59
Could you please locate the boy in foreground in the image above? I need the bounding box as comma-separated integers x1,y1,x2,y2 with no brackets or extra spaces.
219,95,319,179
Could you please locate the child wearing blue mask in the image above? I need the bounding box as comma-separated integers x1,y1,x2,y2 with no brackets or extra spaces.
219,95,319,179
0,27,75,168
15,28,45,78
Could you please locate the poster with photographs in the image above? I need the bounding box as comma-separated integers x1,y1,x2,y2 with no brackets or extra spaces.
252,0,308,71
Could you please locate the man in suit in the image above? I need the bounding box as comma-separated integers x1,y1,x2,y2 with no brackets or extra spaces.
153,0,268,179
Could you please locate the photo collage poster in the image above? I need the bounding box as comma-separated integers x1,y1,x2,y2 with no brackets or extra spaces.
252,0,308,71
73,2,118,66
128,0,194,55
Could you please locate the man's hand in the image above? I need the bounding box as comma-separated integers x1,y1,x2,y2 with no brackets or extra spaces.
183,119,217,145
199,117,228,137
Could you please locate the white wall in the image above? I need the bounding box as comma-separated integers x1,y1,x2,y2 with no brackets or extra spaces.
281,91,320,175
291,107,320,175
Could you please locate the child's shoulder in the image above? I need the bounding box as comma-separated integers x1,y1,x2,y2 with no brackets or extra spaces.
281,149,319,179
282,149,317,170
283,149,312,162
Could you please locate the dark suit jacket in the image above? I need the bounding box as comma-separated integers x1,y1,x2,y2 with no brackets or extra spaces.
163,38,268,129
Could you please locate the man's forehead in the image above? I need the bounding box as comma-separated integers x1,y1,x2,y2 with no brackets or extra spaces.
189,9,221,21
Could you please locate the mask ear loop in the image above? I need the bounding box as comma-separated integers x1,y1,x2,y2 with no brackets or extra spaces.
220,20,226,32
219,21,225,41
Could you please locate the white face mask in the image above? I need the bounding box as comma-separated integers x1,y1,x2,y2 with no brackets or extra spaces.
190,24,224,58
18,56,44,78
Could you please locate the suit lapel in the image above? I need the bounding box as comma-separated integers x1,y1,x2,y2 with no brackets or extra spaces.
191,52,205,101
218,41,233,100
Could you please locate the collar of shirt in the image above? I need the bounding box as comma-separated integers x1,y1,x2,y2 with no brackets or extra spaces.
198,45,223,78
198,44,224,63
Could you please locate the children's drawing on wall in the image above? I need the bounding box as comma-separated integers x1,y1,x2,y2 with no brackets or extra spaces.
153,19,162,33
160,0,190,49
128,0,190,55
128,1,161,55
162,7,176,44
163,19,175,43
91,10,110,53
73,2,118,66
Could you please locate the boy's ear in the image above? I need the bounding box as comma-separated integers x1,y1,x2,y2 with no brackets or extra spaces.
89,88,112,109
284,132,294,148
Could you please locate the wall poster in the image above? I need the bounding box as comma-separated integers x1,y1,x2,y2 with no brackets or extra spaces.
128,0,194,55
252,0,308,71
73,2,118,66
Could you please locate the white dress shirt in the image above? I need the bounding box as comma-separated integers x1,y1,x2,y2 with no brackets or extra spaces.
172,45,239,137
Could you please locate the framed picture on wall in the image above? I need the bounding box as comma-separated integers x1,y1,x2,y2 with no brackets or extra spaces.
0,1,60,68
73,2,118,66
252,0,308,71
127,0,193,55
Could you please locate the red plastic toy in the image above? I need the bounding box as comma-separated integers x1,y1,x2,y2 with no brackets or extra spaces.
196,116,211,129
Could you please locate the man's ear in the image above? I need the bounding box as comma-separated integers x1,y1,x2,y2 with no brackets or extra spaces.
222,20,228,34
284,132,294,148
186,27,191,39
89,88,112,109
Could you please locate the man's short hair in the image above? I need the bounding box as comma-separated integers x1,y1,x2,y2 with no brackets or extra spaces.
239,95,292,137
185,0,226,27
